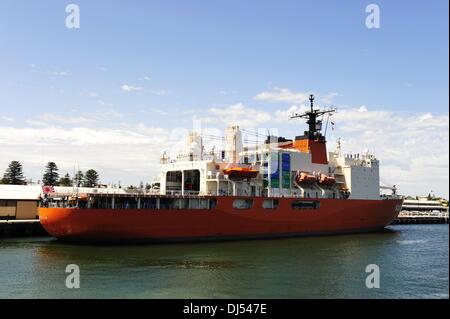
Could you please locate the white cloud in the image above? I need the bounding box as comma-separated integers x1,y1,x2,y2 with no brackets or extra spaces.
254,88,310,104
52,71,68,76
37,113,96,125
274,105,310,122
0,125,170,185
121,84,143,92
26,119,46,126
254,88,339,105
219,90,237,96
206,103,271,127
26,110,123,127
326,107,449,198
151,89,167,96
97,100,114,107
148,108,169,116
1,116,15,123
321,92,338,104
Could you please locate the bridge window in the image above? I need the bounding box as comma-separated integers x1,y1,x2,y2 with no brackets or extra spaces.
291,200,320,210
184,170,200,194
64,196,217,210
161,198,217,210
233,199,254,210
166,171,182,194
263,199,279,209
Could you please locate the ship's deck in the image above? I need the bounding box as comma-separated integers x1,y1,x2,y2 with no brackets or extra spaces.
41,192,402,210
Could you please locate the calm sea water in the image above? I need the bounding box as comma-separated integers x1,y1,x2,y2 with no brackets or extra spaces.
0,224,448,299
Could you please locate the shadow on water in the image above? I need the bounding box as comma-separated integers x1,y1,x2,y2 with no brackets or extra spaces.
56,226,401,246
40,226,401,247
33,228,403,270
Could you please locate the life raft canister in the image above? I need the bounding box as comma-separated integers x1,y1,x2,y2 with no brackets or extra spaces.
296,172,318,184
318,174,336,185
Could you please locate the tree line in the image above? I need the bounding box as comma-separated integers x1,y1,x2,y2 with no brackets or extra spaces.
0,161,100,187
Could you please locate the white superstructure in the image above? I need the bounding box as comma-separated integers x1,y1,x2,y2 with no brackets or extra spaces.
156,126,384,200
154,95,391,201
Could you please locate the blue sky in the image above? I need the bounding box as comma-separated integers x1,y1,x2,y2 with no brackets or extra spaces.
1,0,448,119
0,0,448,197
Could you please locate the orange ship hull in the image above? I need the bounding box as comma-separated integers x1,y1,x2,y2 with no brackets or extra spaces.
39,197,403,243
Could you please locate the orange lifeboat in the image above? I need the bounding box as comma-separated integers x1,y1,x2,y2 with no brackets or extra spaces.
296,172,317,184
223,166,259,179
68,194,88,201
319,174,336,186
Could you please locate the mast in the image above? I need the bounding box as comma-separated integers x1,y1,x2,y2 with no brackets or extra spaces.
290,94,335,140
290,94,336,164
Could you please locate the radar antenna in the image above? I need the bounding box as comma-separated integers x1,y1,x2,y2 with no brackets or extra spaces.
290,94,336,139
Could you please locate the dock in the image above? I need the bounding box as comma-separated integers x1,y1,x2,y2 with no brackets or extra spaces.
392,213,449,225
0,219,48,237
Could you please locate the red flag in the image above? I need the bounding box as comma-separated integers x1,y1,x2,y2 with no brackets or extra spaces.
42,185,55,194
